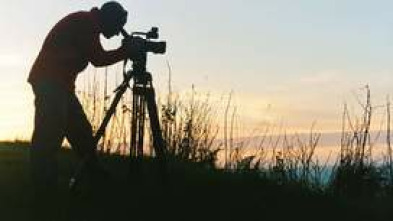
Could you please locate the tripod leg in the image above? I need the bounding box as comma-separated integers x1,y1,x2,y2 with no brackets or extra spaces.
130,88,146,176
69,82,129,191
137,93,146,157
131,90,138,157
144,87,168,187
145,88,166,158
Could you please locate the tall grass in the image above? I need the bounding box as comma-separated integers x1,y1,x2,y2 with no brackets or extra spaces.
77,66,393,200
160,86,220,167
327,85,393,198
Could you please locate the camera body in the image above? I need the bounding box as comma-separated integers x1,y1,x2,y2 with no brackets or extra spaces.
139,27,166,54
122,27,166,58
143,39,166,54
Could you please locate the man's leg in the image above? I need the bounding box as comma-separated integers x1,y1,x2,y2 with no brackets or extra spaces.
65,93,97,170
30,81,68,220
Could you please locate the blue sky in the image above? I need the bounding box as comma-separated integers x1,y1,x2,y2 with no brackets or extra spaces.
1,0,393,140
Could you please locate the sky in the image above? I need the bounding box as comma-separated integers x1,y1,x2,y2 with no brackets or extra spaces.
1,0,393,140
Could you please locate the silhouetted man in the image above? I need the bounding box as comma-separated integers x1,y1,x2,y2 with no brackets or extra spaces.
28,1,134,219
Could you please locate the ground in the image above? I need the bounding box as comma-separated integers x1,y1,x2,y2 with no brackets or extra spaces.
1,142,392,221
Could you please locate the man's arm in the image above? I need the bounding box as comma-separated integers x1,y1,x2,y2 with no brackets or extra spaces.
88,33,127,67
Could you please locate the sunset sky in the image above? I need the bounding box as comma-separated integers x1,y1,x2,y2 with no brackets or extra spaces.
2,0,393,140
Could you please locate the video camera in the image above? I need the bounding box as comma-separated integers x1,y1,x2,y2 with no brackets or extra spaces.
121,27,166,59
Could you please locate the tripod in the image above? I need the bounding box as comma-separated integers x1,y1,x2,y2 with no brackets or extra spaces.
69,52,166,190
129,55,166,158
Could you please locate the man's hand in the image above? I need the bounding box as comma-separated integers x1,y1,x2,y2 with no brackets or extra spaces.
122,36,145,60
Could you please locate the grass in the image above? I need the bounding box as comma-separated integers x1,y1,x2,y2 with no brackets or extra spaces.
2,142,393,221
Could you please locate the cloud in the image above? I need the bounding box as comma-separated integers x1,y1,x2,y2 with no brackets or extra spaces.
300,70,344,85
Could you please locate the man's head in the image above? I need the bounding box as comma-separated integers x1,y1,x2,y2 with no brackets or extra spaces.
99,1,128,39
